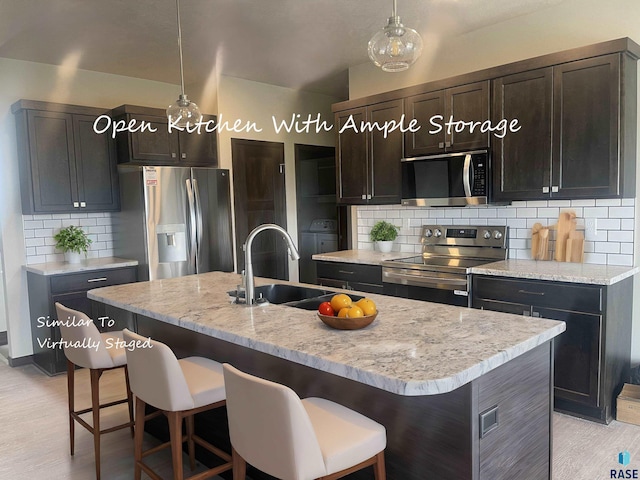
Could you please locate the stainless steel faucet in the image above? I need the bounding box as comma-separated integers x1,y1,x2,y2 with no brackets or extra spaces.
243,223,300,305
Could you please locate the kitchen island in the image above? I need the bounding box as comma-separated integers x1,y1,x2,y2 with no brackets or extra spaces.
88,271,565,479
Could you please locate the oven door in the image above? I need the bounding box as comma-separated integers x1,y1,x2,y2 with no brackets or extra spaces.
382,267,471,307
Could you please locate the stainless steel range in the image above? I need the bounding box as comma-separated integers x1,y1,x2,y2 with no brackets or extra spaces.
381,224,508,306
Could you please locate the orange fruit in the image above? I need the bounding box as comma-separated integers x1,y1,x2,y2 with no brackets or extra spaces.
346,306,364,318
355,298,377,316
337,307,350,318
330,294,352,312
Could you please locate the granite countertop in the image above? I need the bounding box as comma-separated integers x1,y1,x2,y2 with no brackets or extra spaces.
312,249,412,265
24,257,138,276
88,271,564,396
472,259,639,285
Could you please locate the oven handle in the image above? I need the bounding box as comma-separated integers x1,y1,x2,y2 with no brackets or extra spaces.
383,270,468,290
463,153,473,198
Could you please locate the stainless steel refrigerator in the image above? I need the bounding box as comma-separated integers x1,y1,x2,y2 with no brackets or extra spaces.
113,166,233,281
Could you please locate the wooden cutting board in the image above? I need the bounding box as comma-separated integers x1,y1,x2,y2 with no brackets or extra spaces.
555,210,577,262
565,230,585,263
531,223,542,260
538,228,550,260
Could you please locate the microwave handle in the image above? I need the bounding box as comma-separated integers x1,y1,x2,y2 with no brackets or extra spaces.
463,154,473,197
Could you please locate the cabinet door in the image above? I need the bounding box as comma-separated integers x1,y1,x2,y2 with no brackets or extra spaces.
446,81,490,151
127,114,179,164
404,90,445,156
553,54,621,198
492,68,553,201
72,114,120,211
178,114,218,166
368,99,403,204
336,108,368,204
535,306,602,407
26,110,79,212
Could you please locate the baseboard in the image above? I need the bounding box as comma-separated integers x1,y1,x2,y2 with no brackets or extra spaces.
8,355,33,367
0,331,6,345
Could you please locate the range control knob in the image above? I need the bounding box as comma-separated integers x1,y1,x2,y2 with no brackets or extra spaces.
493,230,503,240
424,229,433,238
482,230,491,239
434,228,442,238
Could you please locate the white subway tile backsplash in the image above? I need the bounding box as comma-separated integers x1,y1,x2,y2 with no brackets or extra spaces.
356,198,636,266
25,238,45,248
23,220,44,229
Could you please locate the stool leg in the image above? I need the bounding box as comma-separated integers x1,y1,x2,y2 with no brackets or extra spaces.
373,451,386,480
67,360,75,456
124,366,135,437
168,411,184,480
186,415,196,471
232,447,246,480
90,369,103,480
133,397,146,480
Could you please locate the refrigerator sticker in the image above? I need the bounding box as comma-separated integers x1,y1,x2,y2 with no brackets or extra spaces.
145,168,158,186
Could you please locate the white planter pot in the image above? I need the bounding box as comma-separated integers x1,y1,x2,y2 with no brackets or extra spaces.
64,251,83,264
375,240,394,253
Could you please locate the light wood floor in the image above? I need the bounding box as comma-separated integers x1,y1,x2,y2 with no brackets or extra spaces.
1,360,640,479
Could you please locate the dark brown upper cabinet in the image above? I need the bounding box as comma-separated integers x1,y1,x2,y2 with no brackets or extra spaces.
12,100,120,214
335,99,403,205
404,81,490,157
112,105,218,167
493,53,636,201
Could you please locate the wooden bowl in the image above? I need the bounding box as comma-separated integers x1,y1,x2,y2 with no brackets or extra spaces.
317,312,377,330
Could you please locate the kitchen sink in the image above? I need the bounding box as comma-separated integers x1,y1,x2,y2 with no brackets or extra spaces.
228,283,364,309
228,284,330,305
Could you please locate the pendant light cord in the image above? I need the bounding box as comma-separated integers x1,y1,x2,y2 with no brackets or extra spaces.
175,0,186,96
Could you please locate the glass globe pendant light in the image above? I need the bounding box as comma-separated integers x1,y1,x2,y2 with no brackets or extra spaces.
166,0,201,127
368,0,423,72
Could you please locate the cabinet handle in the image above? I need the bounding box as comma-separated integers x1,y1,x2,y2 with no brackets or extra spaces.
181,153,187,159
338,270,355,275
361,194,366,200
532,311,540,317
80,202,86,208
542,186,550,193
551,185,559,193
73,202,80,208
367,194,372,200
438,142,445,148
518,289,545,296
523,310,530,316
171,153,177,158
87,277,108,283
445,141,451,148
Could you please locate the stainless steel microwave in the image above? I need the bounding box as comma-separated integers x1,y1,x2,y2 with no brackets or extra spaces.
401,150,489,207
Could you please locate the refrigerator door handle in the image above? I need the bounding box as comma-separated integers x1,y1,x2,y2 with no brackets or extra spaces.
185,178,197,273
192,178,204,262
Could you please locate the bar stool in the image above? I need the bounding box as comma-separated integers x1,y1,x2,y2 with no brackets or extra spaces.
222,363,387,480
54,302,135,480
122,329,233,480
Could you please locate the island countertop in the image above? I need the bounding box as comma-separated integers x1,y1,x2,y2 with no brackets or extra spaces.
88,271,565,396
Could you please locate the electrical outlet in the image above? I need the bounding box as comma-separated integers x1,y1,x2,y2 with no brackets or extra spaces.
585,218,598,239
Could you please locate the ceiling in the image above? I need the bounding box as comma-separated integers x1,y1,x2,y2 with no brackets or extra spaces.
0,0,566,100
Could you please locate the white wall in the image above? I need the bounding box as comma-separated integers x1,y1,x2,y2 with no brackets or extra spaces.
216,76,338,279
0,57,179,360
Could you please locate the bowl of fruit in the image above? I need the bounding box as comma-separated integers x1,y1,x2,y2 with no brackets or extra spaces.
317,294,378,330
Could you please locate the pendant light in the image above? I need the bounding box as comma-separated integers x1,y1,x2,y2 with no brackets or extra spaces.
368,0,423,72
166,0,201,127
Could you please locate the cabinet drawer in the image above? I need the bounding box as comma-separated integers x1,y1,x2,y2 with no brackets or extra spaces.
473,276,602,314
316,261,382,285
50,267,137,294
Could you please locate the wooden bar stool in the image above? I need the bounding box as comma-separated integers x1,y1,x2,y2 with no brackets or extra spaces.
54,302,135,480
122,329,232,480
222,363,387,480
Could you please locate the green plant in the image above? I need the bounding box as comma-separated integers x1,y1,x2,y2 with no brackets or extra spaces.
53,225,92,255
369,221,400,242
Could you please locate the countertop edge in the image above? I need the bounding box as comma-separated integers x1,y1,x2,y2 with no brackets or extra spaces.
24,258,139,276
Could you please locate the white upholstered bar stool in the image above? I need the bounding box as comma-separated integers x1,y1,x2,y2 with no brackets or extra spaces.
222,363,387,480
122,329,232,480
54,302,135,480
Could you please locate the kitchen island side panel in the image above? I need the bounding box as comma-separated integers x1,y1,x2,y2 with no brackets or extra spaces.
131,312,552,480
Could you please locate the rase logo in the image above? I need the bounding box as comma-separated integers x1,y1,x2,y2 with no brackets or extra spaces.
611,451,638,478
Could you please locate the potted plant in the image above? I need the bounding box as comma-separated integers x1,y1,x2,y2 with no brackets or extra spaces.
53,225,92,263
370,221,400,253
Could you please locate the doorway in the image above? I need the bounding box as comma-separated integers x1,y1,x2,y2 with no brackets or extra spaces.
232,139,288,280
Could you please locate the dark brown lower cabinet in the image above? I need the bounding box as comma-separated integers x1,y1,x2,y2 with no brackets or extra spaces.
27,266,137,375
315,260,384,294
472,275,632,423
